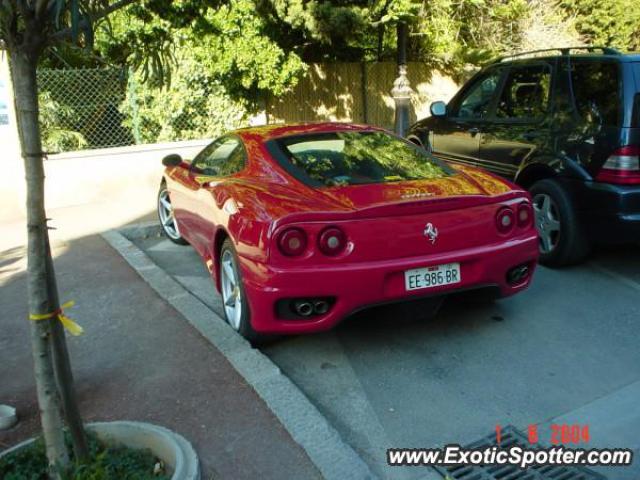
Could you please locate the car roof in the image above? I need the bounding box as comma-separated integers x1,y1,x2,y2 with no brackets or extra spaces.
489,49,640,67
234,122,385,142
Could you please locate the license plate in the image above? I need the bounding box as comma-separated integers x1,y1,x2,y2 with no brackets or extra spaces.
404,263,461,291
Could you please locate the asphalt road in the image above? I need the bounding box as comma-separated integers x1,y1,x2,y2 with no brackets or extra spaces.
136,234,640,480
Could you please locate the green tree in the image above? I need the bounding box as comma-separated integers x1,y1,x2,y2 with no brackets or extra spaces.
561,0,640,50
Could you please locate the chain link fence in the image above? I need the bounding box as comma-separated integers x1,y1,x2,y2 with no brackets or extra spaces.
37,63,458,154
37,67,134,152
36,66,242,153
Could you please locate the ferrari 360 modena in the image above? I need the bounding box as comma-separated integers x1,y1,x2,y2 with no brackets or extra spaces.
158,123,539,340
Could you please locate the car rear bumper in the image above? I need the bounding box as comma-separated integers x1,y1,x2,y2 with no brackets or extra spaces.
239,235,539,334
569,180,640,243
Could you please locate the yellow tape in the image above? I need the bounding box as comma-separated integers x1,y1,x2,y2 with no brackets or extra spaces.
29,300,84,336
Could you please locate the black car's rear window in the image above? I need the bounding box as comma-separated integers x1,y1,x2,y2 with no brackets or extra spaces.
570,60,621,126
272,131,453,187
633,63,640,127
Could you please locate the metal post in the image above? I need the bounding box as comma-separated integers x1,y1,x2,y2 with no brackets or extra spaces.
127,67,141,145
391,21,413,136
361,62,368,124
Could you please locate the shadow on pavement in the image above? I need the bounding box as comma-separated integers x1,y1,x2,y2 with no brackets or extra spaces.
0,212,321,480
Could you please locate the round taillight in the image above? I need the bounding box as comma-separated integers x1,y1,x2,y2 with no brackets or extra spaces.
318,227,347,256
517,203,533,228
278,228,307,256
496,207,515,234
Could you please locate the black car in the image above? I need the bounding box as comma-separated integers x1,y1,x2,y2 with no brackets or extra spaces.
408,47,640,267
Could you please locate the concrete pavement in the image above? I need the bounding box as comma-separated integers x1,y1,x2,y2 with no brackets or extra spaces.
0,206,321,479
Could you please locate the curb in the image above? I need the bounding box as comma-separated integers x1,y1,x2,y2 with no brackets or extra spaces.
0,421,199,480
102,226,376,480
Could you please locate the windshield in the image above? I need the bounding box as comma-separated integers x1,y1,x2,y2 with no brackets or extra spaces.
273,131,453,187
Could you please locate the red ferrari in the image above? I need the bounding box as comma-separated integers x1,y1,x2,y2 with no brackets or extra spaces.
158,123,538,340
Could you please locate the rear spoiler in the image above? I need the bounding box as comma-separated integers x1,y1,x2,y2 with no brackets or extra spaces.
270,191,528,233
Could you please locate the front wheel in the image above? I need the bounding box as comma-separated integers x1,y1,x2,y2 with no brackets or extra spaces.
219,239,261,342
530,179,590,267
158,183,187,245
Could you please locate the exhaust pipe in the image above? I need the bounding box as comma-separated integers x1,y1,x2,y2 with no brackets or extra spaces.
313,300,329,315
507,264,529,285
294,301,314,317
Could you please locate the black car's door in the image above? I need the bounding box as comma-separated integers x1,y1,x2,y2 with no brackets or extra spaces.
431,67,506,167
478,61,555,179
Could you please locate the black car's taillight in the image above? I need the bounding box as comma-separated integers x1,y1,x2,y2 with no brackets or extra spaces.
595,146,640,185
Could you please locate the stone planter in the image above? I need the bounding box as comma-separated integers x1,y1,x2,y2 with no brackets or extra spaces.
0,405,17,430
0,421,200,480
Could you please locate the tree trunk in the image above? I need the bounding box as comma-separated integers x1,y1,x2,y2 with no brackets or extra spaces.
9,49,70,477
46,234,89,461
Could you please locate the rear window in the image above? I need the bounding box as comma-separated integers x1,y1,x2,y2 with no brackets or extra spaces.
273,131,453,187
570,61,621,126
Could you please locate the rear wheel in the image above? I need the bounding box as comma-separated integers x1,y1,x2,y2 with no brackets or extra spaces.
158,182,187,245
219,239,261,342
530,179,590,267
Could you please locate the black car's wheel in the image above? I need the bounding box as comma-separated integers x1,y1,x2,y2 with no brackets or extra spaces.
219,238,261,342
530,179,590,267
158,182,188,245
408,134,432,154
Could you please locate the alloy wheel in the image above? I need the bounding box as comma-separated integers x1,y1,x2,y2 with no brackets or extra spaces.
158,188,181,240
533,193,561,254
221,250,242,330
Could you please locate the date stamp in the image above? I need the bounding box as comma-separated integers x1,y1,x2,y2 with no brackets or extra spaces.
495,424,590,446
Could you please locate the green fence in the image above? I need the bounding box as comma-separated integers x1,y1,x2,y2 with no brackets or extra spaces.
37,67,135,151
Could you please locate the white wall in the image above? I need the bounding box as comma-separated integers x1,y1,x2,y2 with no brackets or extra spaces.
0,125,208,222
0,50,26,223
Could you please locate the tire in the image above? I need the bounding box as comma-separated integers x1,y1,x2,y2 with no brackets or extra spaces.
219,238,261,342
530,179,590,267
408,134,432,154
157,182,188,245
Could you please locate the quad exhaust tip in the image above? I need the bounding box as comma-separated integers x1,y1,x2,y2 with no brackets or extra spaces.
294,301,314,317
288,298,333,319
313,300,330,315
507,264,530,285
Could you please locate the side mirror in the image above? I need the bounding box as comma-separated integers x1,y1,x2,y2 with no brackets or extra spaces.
430,101,447,118
162,154,182,167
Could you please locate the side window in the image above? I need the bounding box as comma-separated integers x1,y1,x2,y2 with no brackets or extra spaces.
191,136,245,176
496,64,552,121
570,61,620,127
454,69,503,120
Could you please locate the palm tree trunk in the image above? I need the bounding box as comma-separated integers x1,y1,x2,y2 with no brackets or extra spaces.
46,234,89,461
9,48,69,477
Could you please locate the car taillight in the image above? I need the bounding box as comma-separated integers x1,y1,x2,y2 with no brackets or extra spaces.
595,146,640,185
517,202,533,228
277,228,307,256
496,207,515,234
318,227,347,256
